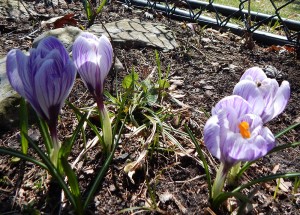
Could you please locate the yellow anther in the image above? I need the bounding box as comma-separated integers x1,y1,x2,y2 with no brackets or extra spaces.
238,121,251,139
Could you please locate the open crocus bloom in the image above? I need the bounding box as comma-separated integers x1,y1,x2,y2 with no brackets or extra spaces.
6,36,76,125
233,67,290,123
204,95,275,169
72,32,113,105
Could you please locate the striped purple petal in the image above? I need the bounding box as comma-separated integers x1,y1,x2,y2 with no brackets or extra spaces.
72,32,113,99
204,95,275,168
6,36,76,123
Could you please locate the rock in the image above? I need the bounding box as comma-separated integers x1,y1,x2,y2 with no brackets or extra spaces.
0,0,30,20
88,18,178,51
33,19,178,51
33,26,83,52
0,56,21,132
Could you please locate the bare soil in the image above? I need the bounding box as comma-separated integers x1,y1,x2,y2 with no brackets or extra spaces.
1,1,300,214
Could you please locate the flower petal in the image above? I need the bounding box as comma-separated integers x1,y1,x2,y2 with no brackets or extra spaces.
6,49,27,98
262,80,290,122
204,115,221,159
233,80,265,116
240,67,267,82
212,95,251,118
37,36,70,63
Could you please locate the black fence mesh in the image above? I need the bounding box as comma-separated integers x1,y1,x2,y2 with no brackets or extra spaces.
119,0,300,46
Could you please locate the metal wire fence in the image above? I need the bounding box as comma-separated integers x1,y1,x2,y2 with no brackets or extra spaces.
119,0,300,47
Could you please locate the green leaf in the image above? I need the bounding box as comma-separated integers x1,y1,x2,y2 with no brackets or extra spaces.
155,50,162,80
83,115,127,210
66,101,104,148
36,115,52,155
185,125,212,199
20,98,28,154
158,79,170,89
96,0,107,14
146,89,158,105
100,105,113,154
275,121,300,138
233,172,300,193
212,191,250,209
60,112,88,158
61,157,81,198
122,71,139,89
83,0,93,21
0,147,48,170
23,133,79,212
141,79,152,93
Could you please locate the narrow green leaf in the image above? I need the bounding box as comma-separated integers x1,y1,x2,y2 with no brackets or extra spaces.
23,133,78,211
60,112,88,158
122,71,139,89
212,191,250,210
0,147,48,170
36,115,52,155
61,157,81,197
96,0,107,14
158,79,170,89
83,115,127,210
155,50,162,80
67,101,103,147
232,172,300,193
185,125,212,199
100,105,113,154
269,141,300,154
20,98,28,154
275,122,300,138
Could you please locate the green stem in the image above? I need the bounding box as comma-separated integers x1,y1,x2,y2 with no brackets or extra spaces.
97,99,112,155
49,122,60,167
227,161,241,186
212,163,228,200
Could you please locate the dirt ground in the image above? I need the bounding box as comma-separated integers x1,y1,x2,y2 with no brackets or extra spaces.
0,0,300,214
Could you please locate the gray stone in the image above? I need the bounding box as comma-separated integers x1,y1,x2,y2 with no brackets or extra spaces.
89,19,178,51
0,0,30,19
33,19,178,51
0,56,21,132
33,26,83,52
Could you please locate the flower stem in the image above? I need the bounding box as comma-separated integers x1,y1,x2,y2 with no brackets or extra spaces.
49,122,60,167
227,161,241,186
212,163,228,200
96,98,112,155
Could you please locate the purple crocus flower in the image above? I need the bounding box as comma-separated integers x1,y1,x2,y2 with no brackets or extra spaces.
72,32,113,108
6,36,76,132
233,67,290,123
204,95,275,170
72,32,114,154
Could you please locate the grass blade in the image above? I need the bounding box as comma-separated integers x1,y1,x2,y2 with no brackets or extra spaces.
275,121,300,138
24,133,78,211
83,115,127,210
185,125,212,199
0,147,48,170
232,172,300,193
20,98,28,154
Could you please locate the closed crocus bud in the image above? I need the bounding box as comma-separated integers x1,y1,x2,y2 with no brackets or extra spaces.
204,95,275,169
72,32,113,107
233,67,290,123
6,36,76,127
72,32,114,154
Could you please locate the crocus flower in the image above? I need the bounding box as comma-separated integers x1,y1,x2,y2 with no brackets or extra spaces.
204,95,275,198
72,32,113,108
6,36,76,165
233,67,290,123
204,95,275,169
72,32,113,154
6,36,76,129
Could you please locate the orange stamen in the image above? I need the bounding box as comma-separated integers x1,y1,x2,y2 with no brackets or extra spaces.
238,121,251,139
